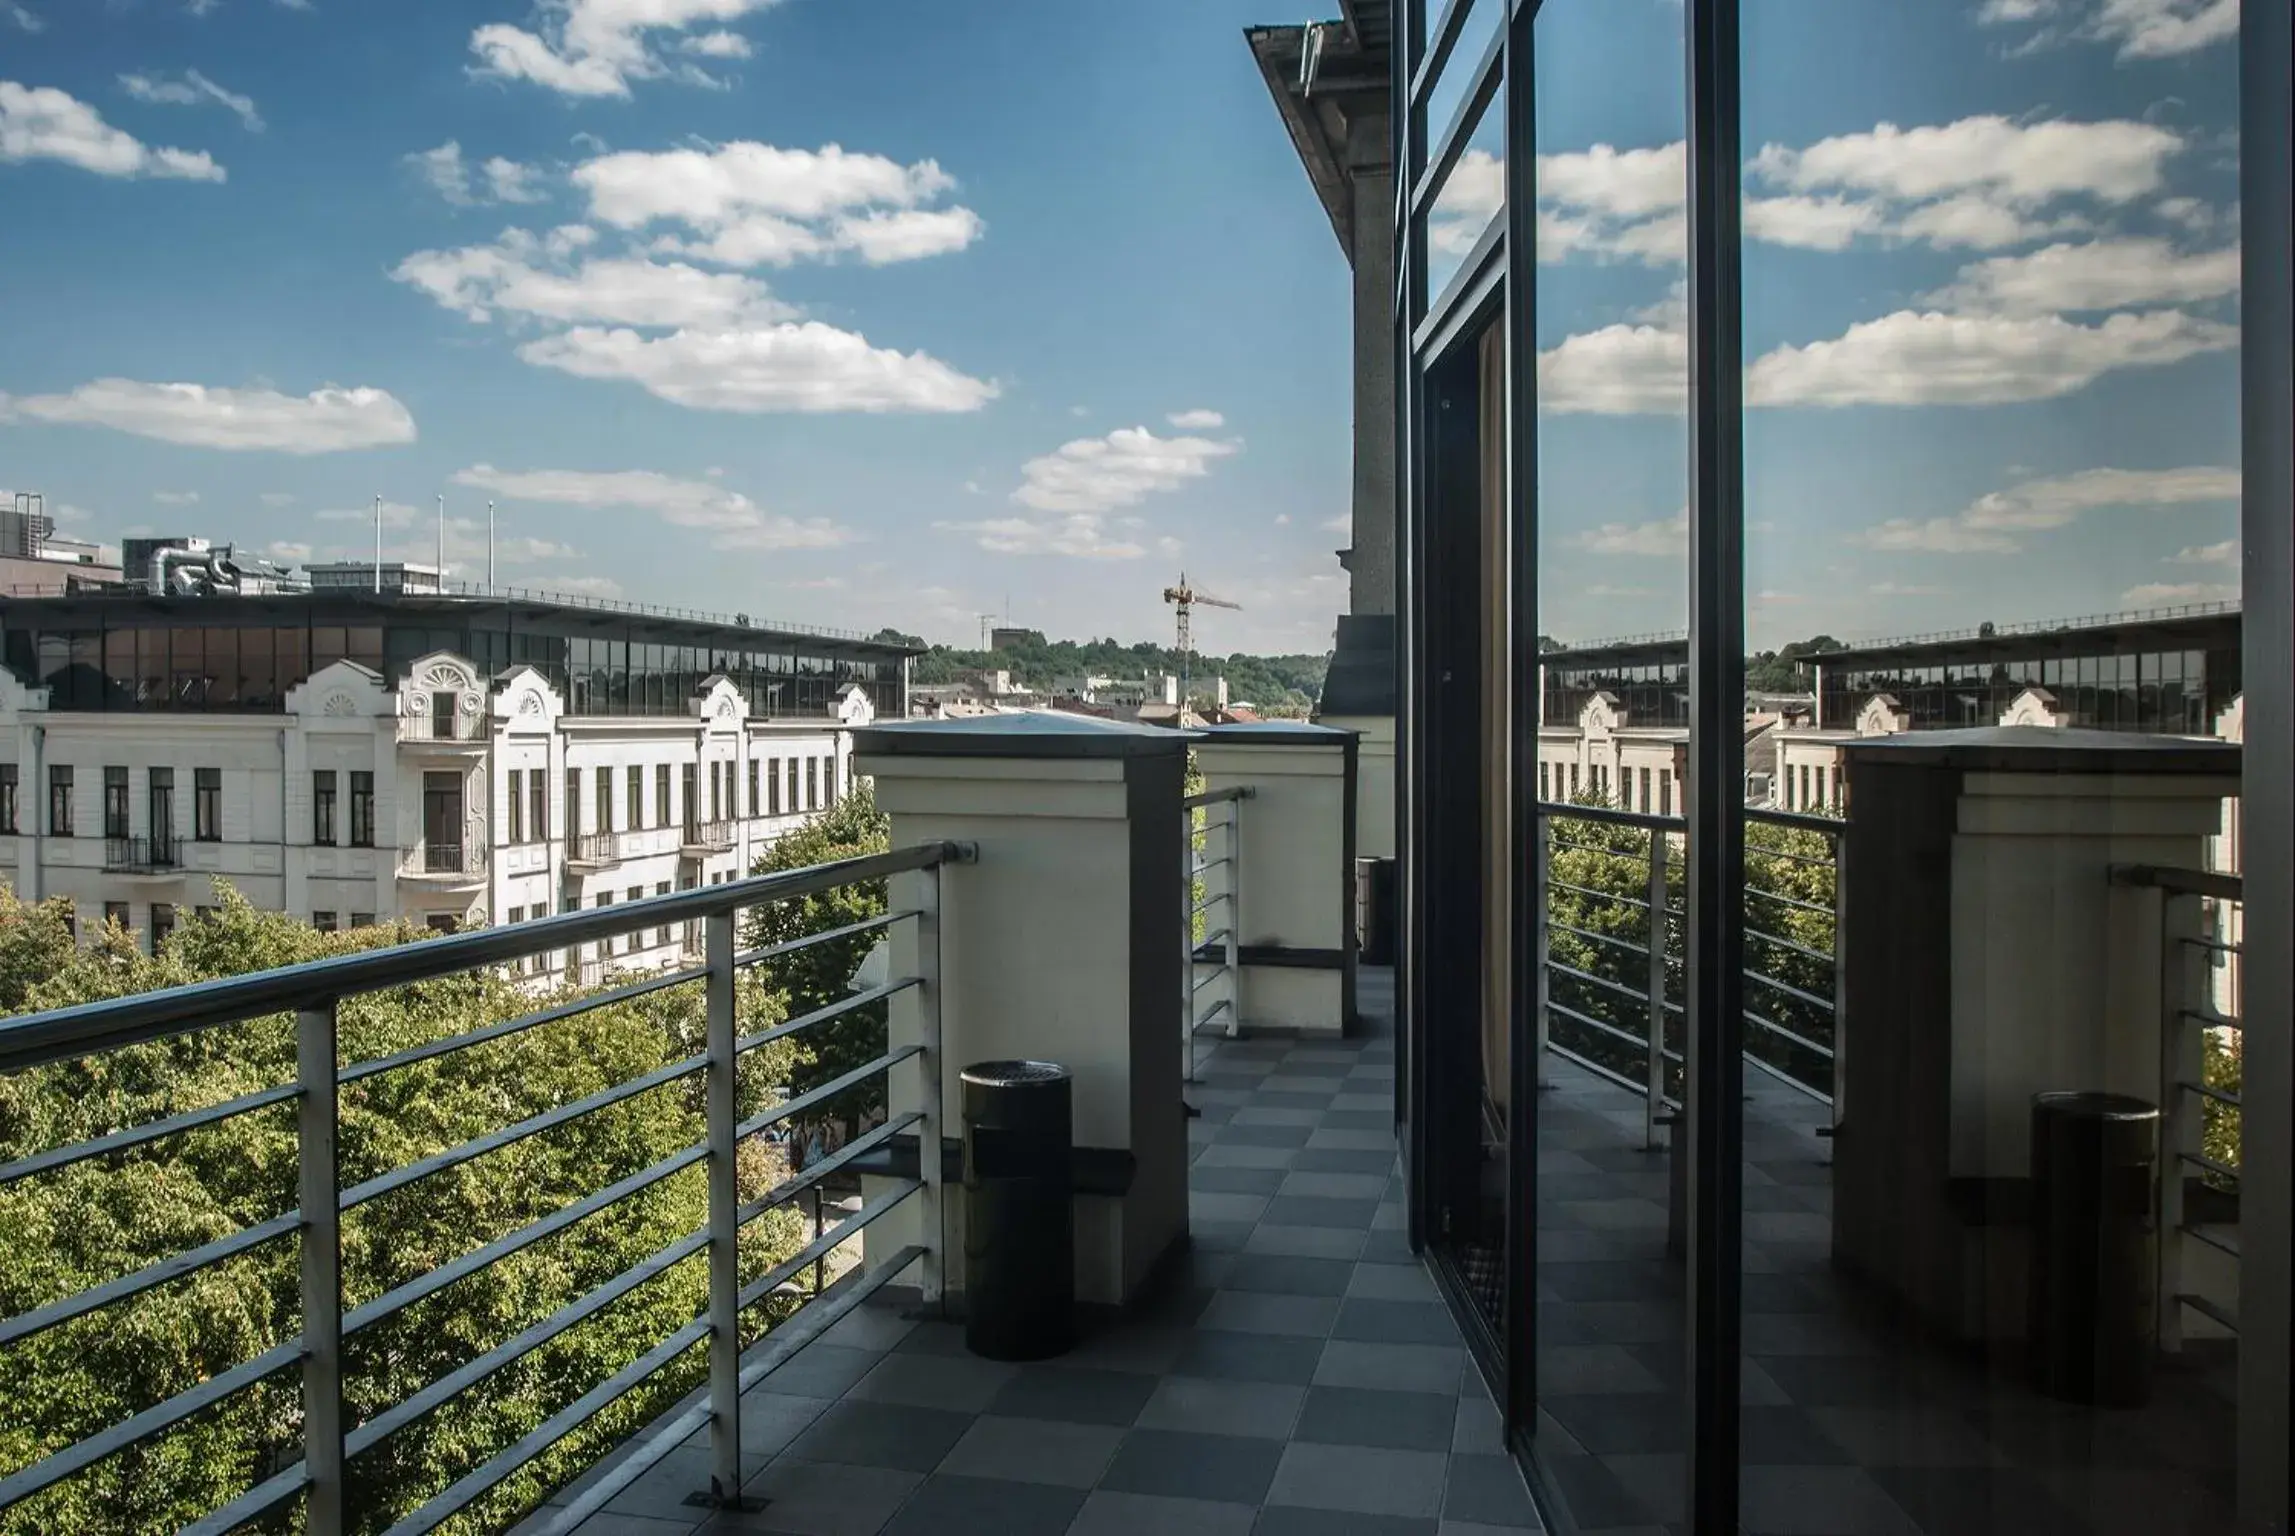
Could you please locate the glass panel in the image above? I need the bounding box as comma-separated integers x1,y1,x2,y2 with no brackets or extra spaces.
1424,0,1502,159
1422,85,1504,309
1742,1,2246,1530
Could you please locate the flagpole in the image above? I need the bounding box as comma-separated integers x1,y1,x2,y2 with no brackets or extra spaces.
373,494,382,593
488,500,496,588
436,493,445,586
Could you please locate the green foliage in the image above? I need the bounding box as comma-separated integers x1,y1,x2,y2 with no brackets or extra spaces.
744,782,894,1142
1745,634,1847,694
910,635,1328,717
0,883,811,1536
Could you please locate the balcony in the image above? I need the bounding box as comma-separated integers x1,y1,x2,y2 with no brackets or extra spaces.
397,840,486,884
564,830,630,871
680,819,738,856
101,834,186,875
397,710,488,750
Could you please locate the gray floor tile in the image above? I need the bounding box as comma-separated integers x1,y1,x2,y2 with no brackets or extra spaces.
1539,1393,1685,1456
1809,1406,2008,1468
1279,1170,1391,1200
1536,1344,1669,1395
1191,1191,1273,1224
1217,1123,1318,1149
1327,1091,1394,1112
1223,1253,1356,1295
754,1344,881,1401
1266,1441,1448,1518
1333,1299,1461,1345
847,1351,1016,1413
1348,1262,1440,1302
1245,1223,1369,1259
1101,1428,1286,1505
1261,1074,1348,1093
1135,1375,1306,1439
735,1458,919,1536
1322,1109,1397,1131
1234,1105,1325,1127
890,1320,970,1356
1194,1143,1300,1170
1255,1091,1341,1114
1434,1522,1545,1536
986,1364,1158,1425
1292,1147,1401,1175
935,1416,1122,1487
1315,1340,1465,1395
1739,1465,1921,1535
1263,1195,1381,1228
603,1446,727,1520
1255,1510,1441,1535
1199,1290,1342,1337
729,1391,836,1459
1193,1219,1258,1252
1294,1385,1457,1451
1192,1165,1290,1195
877,1473,1084,1536
1062,1321,1195,1376
1360,1229,1416,1264
548,1516,699,1536
1307,1128,1397,1152
812,1305,917,1354
1444,1455,1541,1528
1065,1490,1259,1536
1175,1329,1328,1384
1453,1393,1506,1455
782,1401,976,1472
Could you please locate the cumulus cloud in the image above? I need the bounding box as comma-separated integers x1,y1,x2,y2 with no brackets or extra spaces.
2,80,224,180
151,489,201,505
1745,308,2234,407
1922,236,2238,316
572,140,982,267
2168,538,2237,565
453,462,855,551
1167,408,1224,429
2124,580,2236,605
1857,465,2237,553
469,0,776,98
118,69,262,131
1,379,416,452
1012,426,1239,514
1571,507,1687,557
4,5,41,33
406,140,546,207
393,226,794,329
516,322,997,414
933,513,1146,560
1537,324,1688,414
1979,0,2236,60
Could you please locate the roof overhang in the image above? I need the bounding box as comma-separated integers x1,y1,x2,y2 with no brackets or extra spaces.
1245,8,1391,260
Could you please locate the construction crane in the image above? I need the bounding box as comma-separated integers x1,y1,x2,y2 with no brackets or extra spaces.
1162,573,1241,715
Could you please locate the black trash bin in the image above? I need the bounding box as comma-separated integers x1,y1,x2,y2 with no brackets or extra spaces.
1358,858,1397,966
2027,1091,2159,1407
962,1060,1075,1361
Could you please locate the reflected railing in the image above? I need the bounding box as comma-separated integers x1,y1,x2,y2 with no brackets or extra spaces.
0,846,963,1535
1539,801,1842,1149
1183,786,1250,1082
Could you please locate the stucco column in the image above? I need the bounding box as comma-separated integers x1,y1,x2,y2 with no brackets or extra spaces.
1193,723,1358,1038
852,715,1191,1311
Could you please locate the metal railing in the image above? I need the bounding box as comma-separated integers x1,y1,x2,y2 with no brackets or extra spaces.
399,841,486,878
566,830,630,867
1538,801,1843,1148
683,820,739,854
437,579,879,645
102,834,186,873
0,844,960,1534
1183,787,1250,1080
397,711,487,744
2115,863,2244,1346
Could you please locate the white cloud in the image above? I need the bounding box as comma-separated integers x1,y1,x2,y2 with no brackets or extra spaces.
2124,580,2236,605
1857,464,2236,552
1321,513,1350,534
266,540,313,564
1,80,225,181
151,489,201,505
1867,581,1947,596
1168,408,1224,430
1977,0,2058,20
1980,0,2236,59
259,491,297,507
393,227,793,329
1572,507,1687,557
1751,115,2181,208
469,0,777,98
573,141,982,268
1923,236,2238,315
406,140,547,207
1537,323,1687,414
1273,513,1291,527
527,573,626,597
4,5,41,33
1013,426,1239,514
1430,148,1505,257
118,69,262,132
1745,308,2234,407
0,379,416,452
678,29,751,57
1742,194,1885,251
451,462,855,551
517,323,998,414
934,513,1146,560
2168,538,2237,565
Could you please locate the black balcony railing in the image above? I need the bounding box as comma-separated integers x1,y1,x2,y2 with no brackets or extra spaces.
102,835,185,873
682,820,738,853
566,830,626,866
398,711,486,743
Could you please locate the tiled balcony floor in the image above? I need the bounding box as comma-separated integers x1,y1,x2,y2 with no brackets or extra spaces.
540,982,1542,1536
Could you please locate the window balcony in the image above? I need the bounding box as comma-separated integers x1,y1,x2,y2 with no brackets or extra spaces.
397,711,489,750
679,819,738,855
564,830,630,871
102,834,186,874
397,840,487,884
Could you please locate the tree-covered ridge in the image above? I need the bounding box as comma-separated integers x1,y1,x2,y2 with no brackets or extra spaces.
877,629,1329,716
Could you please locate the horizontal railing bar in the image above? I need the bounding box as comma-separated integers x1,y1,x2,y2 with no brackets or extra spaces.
1549,838,1656,863
0,1208,300,1349
734,977,919,1055
1745,927,1834,967
343,1144,710,1338
2176,1149,2241,1181
177,1463,306,1536
1549,919,1649,957
0,844,958,1073
1548,876,1651,909
2176,1292,2239,1333
2178,1077,2242,1108
1744,1008,1836,1061
1538,801,1686,832
2180,934,2244,957
735,1046,922,1143
382,1315,713,1536
1192,998,1233,1032
1199,928,1234,948
1192,967,1225,995
542,1246,926,1536
737,1112,921,1227
1743,1047,1834,1106
1744,969,1834,1013
341,966,703,1086
1195,856,1233,874
1547,960,1653,1008
340,1054,707,1212
2178,1006,2241,1032
1190,892,1232,915
2113,864,2243,901
1545,1041,1651,1099
1184,787,1254,808
1743,845,1836,869
737,1178,922,1311
346,1228,709,1460
0,1339,303,1513
0,1082,300,1188
733,908,917,970
1745,806,1845,836
2180,1222,2241,1260
1546,999,1648,1051
1745,886,1835,918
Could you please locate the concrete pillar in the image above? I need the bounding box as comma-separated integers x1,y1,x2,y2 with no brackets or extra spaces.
852,714,1191,1311
1319,712,1394,863
1194,723,1358,1039
1832,727,2240,1345
1347,105,1397,620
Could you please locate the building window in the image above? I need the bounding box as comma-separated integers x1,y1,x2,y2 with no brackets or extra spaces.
508,769,525,844
349,771,374,847
768,758,782,815
1638,767,1651,815
508,904,525,925
597,766,615,833
104,766,130,840
785,758,797,814
825,755,839,807
1569,763,1581,796
195,768,222,841
1,762,18,834
749,758,760,818
104,900,130,931
564,767,581,841
529,768,548,843
1659,770,1673,817
806,757,819,811
49,765,73,837
596,890,614,955
682,763,698,832
350,912,373,929
313,910,337,933
655,764,671,827
149,767,175,848
312,771,338,845
627,767,643,832
628,886,644,946
196,905,217,922
150,903,174,954
655,880,672,946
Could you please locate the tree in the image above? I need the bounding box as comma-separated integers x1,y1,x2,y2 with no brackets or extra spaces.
909,634,1330,717
1,885,809,1536
1745,634,1848,694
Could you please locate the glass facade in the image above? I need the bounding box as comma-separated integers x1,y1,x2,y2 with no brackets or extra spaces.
1822,640,2240,737
0,593,911,719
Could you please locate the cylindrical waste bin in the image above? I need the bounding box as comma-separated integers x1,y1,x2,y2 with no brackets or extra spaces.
2027,1091,2159,1407
1358,858,1397,966
962,1060,1075,1361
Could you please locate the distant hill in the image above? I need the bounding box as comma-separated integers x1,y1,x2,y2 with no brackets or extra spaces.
874,630,1328,716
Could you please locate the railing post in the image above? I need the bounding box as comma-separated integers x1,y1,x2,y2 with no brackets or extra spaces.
1830,826,1847,1126
1645,830,1668,1151
703,908,743,1507
296,1002,345,1536
917,859,946,1314
2158,886,2198,1353
1182,804,1200,1082
1223,799,1243,1039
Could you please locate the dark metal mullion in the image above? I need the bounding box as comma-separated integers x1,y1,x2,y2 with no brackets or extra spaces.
1409,0,1473,109
1409,33,1505,224
1685,0,1746,1531
1415,224,1506,357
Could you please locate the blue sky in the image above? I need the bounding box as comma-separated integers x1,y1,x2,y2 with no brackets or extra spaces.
1,0,2242,657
